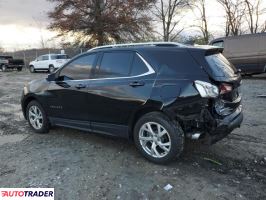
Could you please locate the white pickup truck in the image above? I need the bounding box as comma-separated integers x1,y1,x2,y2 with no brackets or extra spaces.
29,54,70,73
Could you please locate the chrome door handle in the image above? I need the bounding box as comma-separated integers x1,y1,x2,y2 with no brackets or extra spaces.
129,81,145,87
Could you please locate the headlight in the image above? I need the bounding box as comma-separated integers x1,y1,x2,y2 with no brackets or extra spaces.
194,80,219,98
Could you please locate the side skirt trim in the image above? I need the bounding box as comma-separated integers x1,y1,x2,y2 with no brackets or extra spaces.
49,117,129,139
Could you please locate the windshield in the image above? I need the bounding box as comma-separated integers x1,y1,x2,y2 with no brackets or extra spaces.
206,53,237,77
51,55,69,60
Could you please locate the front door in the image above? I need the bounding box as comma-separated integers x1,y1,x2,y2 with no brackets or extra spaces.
46,53,97,122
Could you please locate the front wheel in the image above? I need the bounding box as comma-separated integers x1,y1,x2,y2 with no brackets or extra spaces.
134,112,184,164
49,65,55,73
26,100,49,133
29,65,35,73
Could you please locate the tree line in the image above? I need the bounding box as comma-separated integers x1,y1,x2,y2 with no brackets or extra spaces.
47,0,266,47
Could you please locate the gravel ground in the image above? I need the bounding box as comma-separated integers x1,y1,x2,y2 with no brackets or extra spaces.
0,70,265,200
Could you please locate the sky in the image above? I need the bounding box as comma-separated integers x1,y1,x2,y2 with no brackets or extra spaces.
0,0,265,51
0,0,56,51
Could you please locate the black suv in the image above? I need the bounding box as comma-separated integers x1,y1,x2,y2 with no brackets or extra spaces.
21,42,243,163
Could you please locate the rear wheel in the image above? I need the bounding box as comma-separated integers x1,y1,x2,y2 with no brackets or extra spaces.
49,65,55,73
26,100,49,133
29,65,35,73
17,67,22,71
134,112,184,164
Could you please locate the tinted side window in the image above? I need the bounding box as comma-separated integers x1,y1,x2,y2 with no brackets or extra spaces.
51,55,69,60
212,41,224,48
42,56,49,60
149,50,203,75
97,52,133,78
60,54,96,80
130,54,148,76
206,53,236,77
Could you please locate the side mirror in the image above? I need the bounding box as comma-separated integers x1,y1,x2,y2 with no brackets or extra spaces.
47,73,57,81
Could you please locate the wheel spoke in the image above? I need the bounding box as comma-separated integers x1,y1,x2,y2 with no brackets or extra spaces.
139,136,153,141
158,142,170,152
158,129,167,137
151,142,160,157
158,142,170,147
36,120,41,128
29,110,35,117
33,106,37,114
146,123,154,135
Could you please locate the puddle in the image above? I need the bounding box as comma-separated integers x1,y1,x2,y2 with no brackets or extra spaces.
0,134,28,146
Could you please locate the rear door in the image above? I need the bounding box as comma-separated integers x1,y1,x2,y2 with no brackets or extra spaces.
34,56,45,69
86,51,156,137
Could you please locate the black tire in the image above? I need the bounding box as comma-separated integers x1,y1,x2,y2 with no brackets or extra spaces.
17,67,22,71
26,100,50,133
49,65,55,73
29,65,35,73
133,112,184,164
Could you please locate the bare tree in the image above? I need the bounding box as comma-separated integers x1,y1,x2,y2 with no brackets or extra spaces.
33,18,47,49
152,0,192,41
48,0,155,47
244,0,266,33
191,0,211,44
218,0,246,36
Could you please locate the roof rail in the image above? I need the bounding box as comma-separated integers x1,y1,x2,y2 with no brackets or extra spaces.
88,42,185,51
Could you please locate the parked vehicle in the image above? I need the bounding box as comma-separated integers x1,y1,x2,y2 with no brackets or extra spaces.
21,42,243,164
210,33,266,75
29,54,70,73
0,55,24,72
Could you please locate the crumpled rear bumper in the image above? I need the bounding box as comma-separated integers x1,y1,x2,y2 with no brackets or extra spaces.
203,106,243,144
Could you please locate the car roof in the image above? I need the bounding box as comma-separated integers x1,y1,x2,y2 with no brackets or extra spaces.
87,42,221,54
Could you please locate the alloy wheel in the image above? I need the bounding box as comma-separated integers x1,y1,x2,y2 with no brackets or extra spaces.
49,66,55,73
28,105,43,130
139,122,171,158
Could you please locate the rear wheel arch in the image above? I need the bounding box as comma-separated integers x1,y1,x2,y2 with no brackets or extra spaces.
128,106,179,140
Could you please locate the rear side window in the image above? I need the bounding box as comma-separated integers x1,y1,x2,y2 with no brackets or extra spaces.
130,54,148,76
212,41,224,48
51,55,69,60
42,56,49,60
206,53,236,77
96,52,133,78
149,50,203,75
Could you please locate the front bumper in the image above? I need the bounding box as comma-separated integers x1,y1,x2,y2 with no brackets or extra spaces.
203,106,243,144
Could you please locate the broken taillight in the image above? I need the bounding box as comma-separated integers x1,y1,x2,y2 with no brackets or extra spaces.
219,83,232,95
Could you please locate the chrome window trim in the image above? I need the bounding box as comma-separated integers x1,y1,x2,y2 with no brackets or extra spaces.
53,53,155,82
